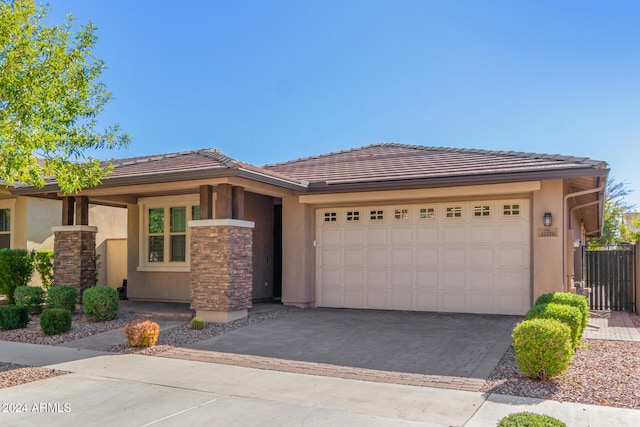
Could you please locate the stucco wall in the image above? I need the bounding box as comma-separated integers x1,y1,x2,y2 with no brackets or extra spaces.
25,198,61,250
106,239,127,289
281,194,315,307
531,179,565,301
89,204,127,286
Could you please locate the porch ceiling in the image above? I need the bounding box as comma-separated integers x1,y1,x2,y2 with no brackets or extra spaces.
567,175,607,237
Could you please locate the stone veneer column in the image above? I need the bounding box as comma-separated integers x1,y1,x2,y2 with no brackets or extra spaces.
52,225,98,302
189,219,255,323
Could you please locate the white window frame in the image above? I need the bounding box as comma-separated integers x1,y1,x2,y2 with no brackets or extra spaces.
0,199,15,249
138,194,200,272
417,206,437,221
471,204,492,219
501,202,523,219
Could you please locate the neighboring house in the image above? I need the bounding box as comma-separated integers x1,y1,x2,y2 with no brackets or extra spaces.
0,186,127,288
11,143,608,321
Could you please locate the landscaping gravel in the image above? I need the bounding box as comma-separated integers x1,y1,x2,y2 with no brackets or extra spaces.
482,314,640,410
0,363,67,389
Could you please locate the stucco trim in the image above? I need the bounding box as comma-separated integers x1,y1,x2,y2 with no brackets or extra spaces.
52,225,98,233
188,219,256,229
137,265,191,273
299,181,542,204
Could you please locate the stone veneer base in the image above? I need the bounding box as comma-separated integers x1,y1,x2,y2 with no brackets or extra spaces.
197,309,248,323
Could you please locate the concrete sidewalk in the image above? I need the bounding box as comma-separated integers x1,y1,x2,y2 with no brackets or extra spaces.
0,342,638,426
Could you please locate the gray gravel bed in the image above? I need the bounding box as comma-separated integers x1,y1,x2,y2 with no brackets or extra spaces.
107,306,299,355
482,337,640,409
0,363,67,389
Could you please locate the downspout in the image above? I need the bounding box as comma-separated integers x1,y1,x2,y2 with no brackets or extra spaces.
562,183,605,290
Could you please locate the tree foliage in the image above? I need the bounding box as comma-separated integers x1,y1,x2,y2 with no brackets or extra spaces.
588,179,639,248
0,0,130,194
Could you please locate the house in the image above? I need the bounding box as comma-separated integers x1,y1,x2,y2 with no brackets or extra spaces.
0,186,127,289
11,143,608,320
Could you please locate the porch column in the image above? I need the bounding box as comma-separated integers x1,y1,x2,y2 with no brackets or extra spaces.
232,186,245,220
215,184,232,219
188,219,254,323
52,225,98,302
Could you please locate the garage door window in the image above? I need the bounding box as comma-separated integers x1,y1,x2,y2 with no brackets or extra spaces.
445,206,463,219
324,212,337,222
473,205,491,218
394,208,409,221
346,211,360,222
370,210,384,221
502,204,521,217
418,207,436,220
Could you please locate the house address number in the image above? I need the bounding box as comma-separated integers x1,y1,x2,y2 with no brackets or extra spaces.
538,228,558,238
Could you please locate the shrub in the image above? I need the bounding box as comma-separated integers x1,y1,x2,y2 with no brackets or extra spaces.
124,319,160,347
0,249,35,304
190,317,205,330
40,308,72,336
535,292,589,335
513,318,573,380
82,286,119,321
0,305,29,330
526,303,583,348
498,411,567,427
13,286,45,314
47,285,78,312
34,251,54,290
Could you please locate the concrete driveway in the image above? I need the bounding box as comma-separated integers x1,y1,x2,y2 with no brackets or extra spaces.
186,308,519,382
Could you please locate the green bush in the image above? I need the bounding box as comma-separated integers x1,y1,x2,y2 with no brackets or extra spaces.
34,251,54,290
526,303,583,348
40,308,72,336
535,292,589,335
13,286,45,314
498,411,567,427
82,286,119,321
190,317,205,330
512,318,574,380
0,249,35,304
0,305,29,330
47,285,78,312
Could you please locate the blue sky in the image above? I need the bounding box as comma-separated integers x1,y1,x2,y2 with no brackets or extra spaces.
46,1,640,207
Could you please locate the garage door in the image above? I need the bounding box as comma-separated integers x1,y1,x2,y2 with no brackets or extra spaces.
315,200,531,315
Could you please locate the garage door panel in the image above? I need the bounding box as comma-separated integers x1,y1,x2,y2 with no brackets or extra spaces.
442,247,466,266
416,247,439,266
344,248,364,266
367,270,388,288
469,247,495,266
366,228,387,244
391,270,412,288
442,226,466,244
442,270,466,289
470,225,496,243
316,200,530,315
416,270,439,289
344,228,364,245
391,247,413,266
417,227,438,244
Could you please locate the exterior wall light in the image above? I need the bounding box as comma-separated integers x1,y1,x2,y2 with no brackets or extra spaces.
543,212,552,227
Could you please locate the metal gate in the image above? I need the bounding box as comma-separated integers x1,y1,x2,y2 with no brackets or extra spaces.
583,245,636,311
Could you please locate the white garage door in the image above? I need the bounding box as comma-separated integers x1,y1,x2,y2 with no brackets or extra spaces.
315,200,531,315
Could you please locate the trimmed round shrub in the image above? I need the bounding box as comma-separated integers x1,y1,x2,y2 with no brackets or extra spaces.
190,317,205,330
124,319,160,347
47,285,78,312
535,292,589,335
13,286,45,314
40,308,72,336
513,318,573,380
0,305,29,330
526,303,583,348
498,411,567,427
82,286,119,321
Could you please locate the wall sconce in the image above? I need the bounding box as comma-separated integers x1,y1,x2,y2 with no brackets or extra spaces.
543,212,552,227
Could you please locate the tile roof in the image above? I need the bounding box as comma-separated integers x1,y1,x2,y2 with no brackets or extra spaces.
264,143,608,188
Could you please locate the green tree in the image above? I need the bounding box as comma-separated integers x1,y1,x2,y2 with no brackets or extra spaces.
588,179,639,248
0,0,130,194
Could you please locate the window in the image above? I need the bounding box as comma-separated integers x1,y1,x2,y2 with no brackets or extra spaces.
473,205,491,217
324,212,337,222
394,208,409,221
503,203,521,216
419,207,436,220
139,195,200,271
346,211,360,222
370,209,384,221
0,209,9,249
445,206,463,219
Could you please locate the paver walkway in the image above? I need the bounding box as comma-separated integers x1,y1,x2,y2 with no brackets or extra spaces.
583,311,640,341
